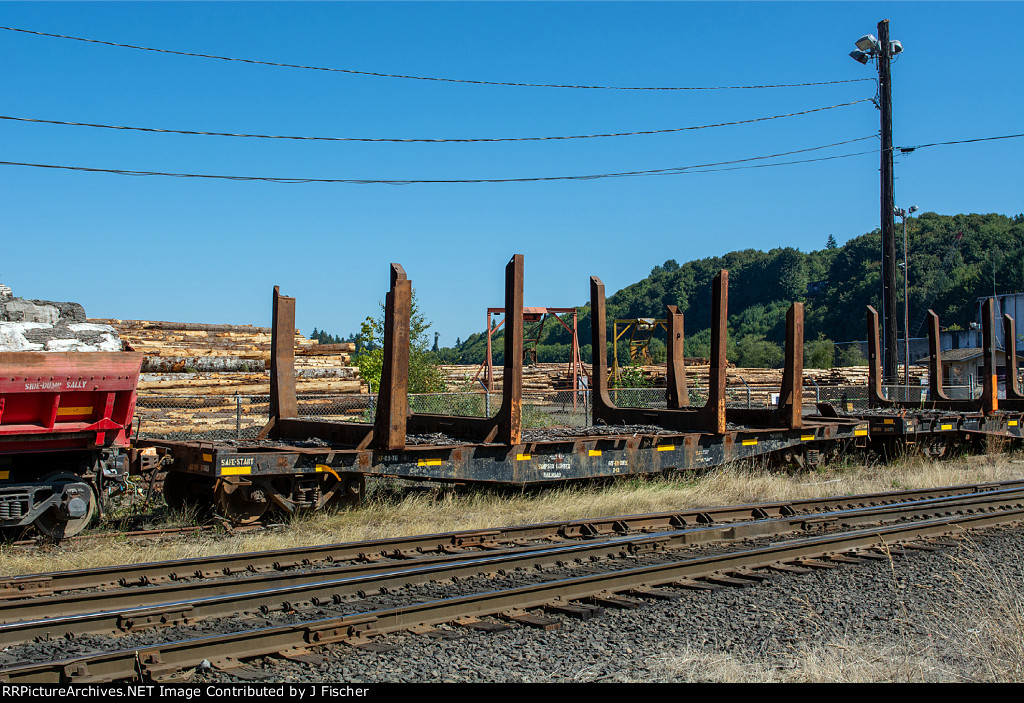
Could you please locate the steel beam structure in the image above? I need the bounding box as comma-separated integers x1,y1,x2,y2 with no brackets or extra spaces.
590,273,724,432
867,300,999,413
591,271,805,432
1004,315,1024,406
259,265,412,450
407,255,523,444
664,306,687,409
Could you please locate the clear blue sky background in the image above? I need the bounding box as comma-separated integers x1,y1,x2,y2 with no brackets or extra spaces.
2,2,1022,345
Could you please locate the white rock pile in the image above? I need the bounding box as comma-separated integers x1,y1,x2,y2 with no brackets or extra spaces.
0,287,123,353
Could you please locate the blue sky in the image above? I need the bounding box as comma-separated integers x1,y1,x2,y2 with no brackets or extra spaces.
2,2,1022,345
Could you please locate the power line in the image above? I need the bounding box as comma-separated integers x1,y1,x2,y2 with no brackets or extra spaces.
0,136,879,184
898,133,1024,152
2,133,1018,185
0,99,872,143
1,25,875,91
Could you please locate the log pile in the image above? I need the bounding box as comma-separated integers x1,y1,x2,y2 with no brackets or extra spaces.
439,363,915,396
91,318,364,396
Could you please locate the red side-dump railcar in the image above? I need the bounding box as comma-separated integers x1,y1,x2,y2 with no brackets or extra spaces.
0,351,143,537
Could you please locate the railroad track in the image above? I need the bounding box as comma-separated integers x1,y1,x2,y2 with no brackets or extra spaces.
1,481,1022,683
2,479,1019,599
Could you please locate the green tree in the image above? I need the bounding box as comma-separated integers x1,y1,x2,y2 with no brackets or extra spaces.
355,291,446,394
612,359,652,389
836,343,867,367
804,333,835,369
733,334,783,368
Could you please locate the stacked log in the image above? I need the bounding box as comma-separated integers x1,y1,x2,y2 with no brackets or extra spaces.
440,363,912,396
91,318,363,396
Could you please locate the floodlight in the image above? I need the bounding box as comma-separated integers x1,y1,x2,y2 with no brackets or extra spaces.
890,40,903,55
855,34,879,51
849,50,871,64
909,205,918,214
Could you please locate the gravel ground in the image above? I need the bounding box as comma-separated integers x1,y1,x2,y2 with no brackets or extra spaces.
180,523,1022,683
5,523,1021,682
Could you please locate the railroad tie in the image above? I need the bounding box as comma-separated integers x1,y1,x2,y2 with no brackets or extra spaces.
669,578,725,591
626,587,683,601
795,559,839,569
498,609,562,631
728,569,777,583
454,616,510,632
543,602,603,620
587,593,644,609
853,551,891,561
700,575,758,588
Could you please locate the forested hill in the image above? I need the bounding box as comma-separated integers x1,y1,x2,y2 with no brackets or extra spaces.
439,212,1024,367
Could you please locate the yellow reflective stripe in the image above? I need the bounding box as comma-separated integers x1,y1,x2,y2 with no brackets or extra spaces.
588,450,602,457
801,435,815,441
0,471,9,480
941,424,953,430
656,445,674,451
741,439,757,446
56,406,93,416
417,459,443,466
516,454,531,461
1009,420,1019,426
855,429,868,436
883,419,894,425
202,453,214,463
220,466,251,476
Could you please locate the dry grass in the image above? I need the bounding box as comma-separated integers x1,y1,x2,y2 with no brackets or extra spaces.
1,452,1023,577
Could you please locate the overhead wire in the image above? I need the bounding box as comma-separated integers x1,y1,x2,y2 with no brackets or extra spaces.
0,99,873,143
1,25,875,91
0,136,881,184
2,133,1019,185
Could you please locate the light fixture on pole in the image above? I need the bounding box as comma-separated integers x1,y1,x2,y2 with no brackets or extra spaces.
850,19,904,386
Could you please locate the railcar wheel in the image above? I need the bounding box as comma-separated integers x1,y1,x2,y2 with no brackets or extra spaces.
323,473,365,511
214,477,270,525
34,473,96,540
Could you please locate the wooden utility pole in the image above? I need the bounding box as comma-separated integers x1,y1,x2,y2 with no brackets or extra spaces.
877,19,898,384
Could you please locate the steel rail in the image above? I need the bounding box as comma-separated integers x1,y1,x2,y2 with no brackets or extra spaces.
3,479,1019,600
2,486,1023,647
2,502,1021,684
5,483,1024,627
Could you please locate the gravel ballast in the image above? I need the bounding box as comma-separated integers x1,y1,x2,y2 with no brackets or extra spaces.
184,524,1024,683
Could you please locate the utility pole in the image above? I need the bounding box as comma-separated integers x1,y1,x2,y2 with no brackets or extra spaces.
877,19,898,385
850,20,903,385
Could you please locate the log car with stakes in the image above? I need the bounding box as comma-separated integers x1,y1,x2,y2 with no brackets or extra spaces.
135,256,880,526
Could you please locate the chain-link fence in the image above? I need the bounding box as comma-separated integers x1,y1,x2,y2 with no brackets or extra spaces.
135,378,1010,441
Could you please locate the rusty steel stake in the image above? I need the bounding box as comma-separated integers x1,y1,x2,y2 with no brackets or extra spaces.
1004,314,1024,405
374,264,412,451
665,304,688,409
868,301,1000,414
